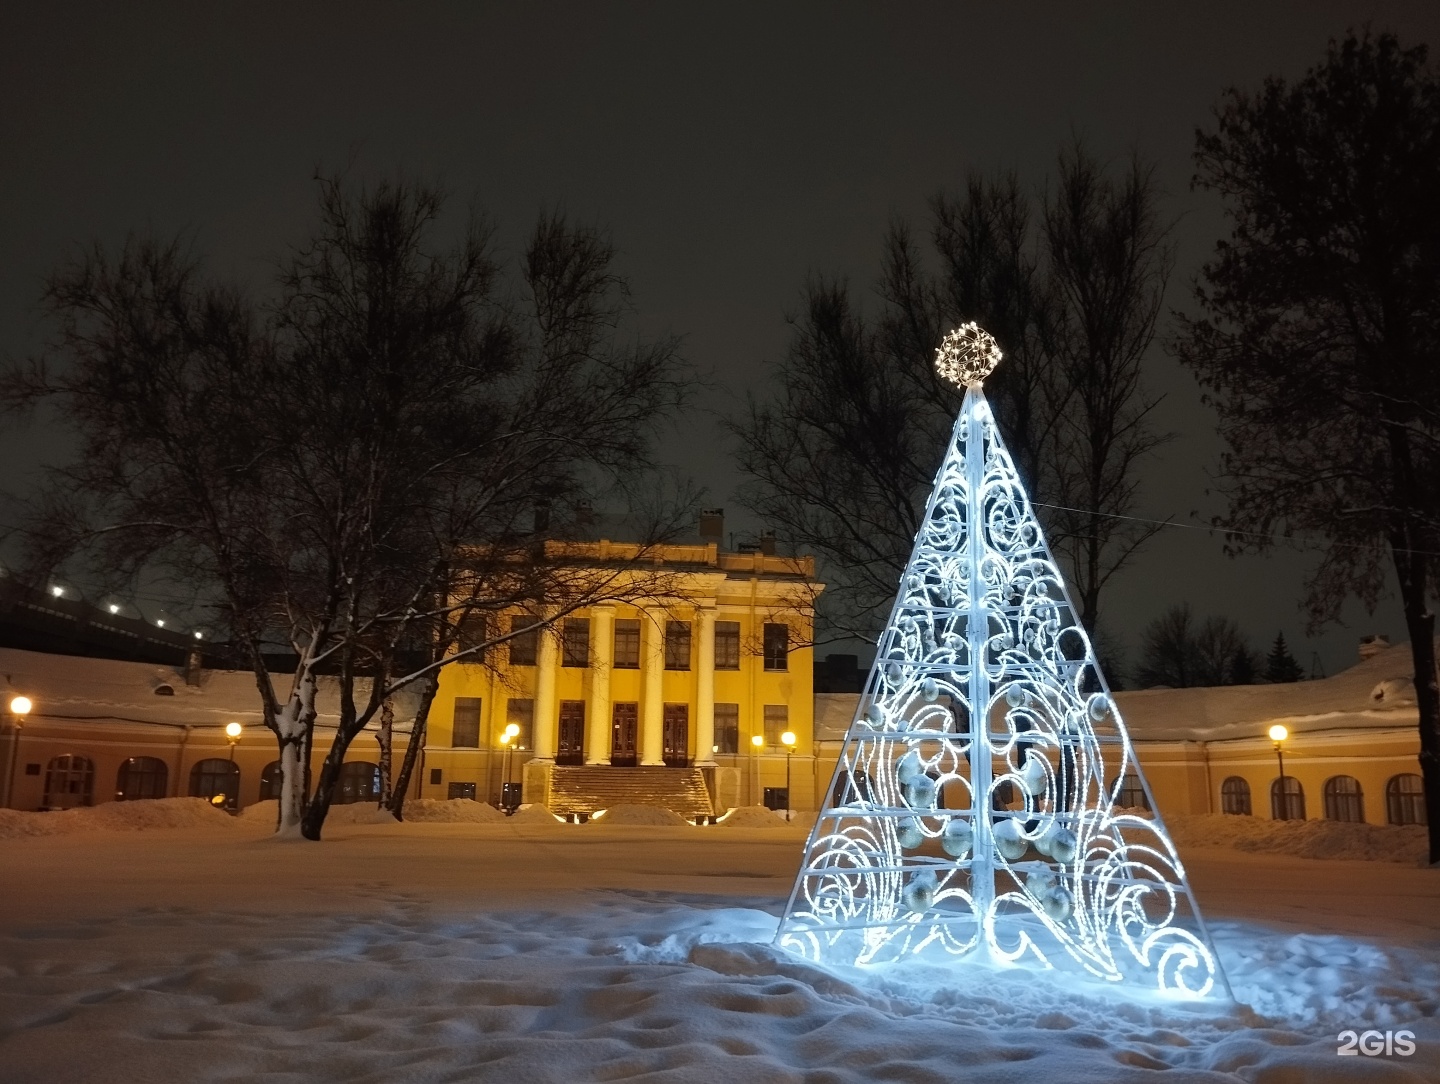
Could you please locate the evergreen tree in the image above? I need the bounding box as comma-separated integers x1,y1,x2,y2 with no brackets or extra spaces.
1266,632,1303,683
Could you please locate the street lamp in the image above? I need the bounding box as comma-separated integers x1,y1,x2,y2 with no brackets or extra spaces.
751,732,764,807
225,721,243,761
5,695,33,810
222,722,243,812
781,730,797,823
1269,724,1289,820
500,722,520,814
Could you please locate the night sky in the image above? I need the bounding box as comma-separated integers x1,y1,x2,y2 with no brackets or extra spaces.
4,2,1439,676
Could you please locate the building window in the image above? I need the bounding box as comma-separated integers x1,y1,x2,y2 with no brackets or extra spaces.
1115,772,1150,811
665,620,692,670
452,697,482,748
456,610,488,659
714,703,739,754
714,621,741,669
558,700,585,765
1323,775,1364,823
763,786,789,812
1271,776,1305,820
614,619,641,668
337,762,381,805
448,781,476,800
763,623,789,671
763,704,788,747
44,754,95,809
508,615,539,667
507,698,535,750
1220,776,1251,816
116,756,168,801
562,618,590,667
260,761,282,801
1387,773,1427,826
832,768,873,807
189,758,238,810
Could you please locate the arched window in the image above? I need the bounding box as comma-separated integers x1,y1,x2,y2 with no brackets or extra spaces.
1323,775,1364,823
336,761,381,805
190,758,239,810
259,761,282,801
1220,776,1251,816
1271,775,1305,820
44,754,94,809
1115,773,1150,811
1386,774,1427,826
116,756,168,801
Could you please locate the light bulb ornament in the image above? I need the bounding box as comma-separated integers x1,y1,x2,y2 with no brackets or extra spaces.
776,324,1228,1000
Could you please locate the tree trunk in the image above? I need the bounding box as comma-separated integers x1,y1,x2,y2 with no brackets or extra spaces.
376,699,394,808
387,672,439,822
1390,531,1440,864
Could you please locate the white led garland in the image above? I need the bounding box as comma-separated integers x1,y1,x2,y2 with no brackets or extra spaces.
775,327,1228,1000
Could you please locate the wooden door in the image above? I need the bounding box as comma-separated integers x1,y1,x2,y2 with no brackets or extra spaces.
611,702,638,766
557,701,585,765
662,704,689,767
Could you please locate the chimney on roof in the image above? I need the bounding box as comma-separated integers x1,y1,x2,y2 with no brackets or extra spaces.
759,529,777,556
699,508,724,546
184,646,203,686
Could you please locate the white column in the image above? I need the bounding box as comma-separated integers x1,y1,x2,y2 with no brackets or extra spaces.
640,607,665,765
587,605,614,764
694,604,717,766
532,617,558,761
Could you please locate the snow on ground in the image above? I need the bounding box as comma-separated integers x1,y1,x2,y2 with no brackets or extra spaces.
0,797,236,840
595,804,691,826
1,813,1439,1082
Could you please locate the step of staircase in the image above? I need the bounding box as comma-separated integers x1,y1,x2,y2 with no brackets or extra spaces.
549,766,713,819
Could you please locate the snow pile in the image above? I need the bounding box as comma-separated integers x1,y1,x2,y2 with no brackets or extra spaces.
0,797,236,840
398,798,509,823
716,805,791,828
510,802,564,824
1166,811,1428,863
593,804,689,826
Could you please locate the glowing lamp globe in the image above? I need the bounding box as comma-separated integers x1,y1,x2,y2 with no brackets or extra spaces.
781,731,796,748
934,322,1002,388
225,722,243,740
8,695,32,716
751,734,764,748
1268,724,1288,743
210,793,226,806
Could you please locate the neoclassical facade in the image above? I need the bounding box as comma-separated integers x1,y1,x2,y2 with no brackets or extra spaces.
428,540,823,815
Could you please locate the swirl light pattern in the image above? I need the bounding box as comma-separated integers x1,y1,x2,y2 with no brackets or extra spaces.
775,376,1228,1000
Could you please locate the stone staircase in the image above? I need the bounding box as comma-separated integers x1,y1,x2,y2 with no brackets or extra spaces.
548,766,714,819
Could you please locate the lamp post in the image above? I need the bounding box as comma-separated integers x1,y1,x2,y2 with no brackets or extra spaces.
225,721,243,762
222,722,243,812
751,733,764,808
500,722,520,814
781,730,796,822
5,695,33,810
1269,724,1289,820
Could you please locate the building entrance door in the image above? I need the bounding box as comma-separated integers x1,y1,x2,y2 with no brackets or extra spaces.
611,702,638,767
662,704,689,767
557,701,585,766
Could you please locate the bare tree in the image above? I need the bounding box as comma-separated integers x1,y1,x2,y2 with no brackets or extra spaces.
1136,603,1256,687
731,155,1170,645
1044,146,1174,631
2,176,692,840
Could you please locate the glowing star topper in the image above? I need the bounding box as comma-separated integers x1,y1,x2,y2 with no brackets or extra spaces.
776,330,1229,1000
935,322,1002,388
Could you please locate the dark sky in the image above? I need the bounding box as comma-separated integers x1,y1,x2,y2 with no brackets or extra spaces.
4,2,1439,677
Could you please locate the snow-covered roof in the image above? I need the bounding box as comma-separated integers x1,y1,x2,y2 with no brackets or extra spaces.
0,646,418,732
813,641,1425,745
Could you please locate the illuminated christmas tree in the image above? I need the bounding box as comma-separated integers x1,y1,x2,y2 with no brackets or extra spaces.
776,324,1227,998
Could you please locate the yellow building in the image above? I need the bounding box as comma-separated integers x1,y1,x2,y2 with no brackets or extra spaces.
813,639,1429,829
427,538,824,819
0,646,415,812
